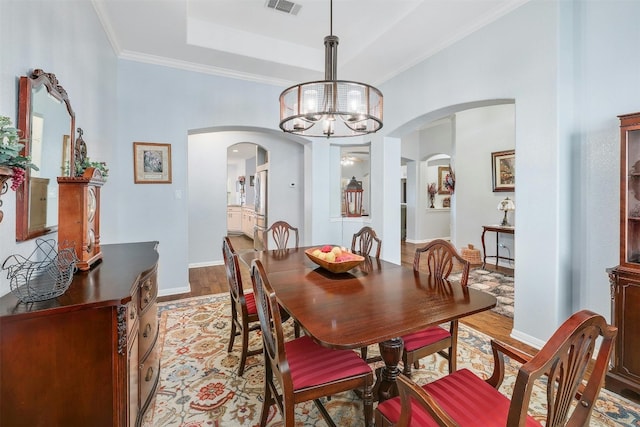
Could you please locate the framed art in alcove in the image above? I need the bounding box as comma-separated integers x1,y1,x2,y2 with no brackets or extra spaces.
491,149,515,192
133,142,172,184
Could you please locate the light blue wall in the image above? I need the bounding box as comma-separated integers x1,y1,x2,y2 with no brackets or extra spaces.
1,0,639,348
113,60,295,291
568,0,640,318
380,1,561,343
0,0,118,296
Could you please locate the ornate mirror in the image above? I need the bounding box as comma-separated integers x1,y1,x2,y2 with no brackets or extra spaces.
16,69,75,241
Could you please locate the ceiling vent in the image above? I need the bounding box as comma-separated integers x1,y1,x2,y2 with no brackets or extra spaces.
266,0,301,16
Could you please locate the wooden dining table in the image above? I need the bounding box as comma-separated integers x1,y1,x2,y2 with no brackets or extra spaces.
239,246,497,402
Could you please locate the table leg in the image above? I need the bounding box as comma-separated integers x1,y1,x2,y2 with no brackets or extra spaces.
481,228,488,269
373,337,404,402
495,232,499,268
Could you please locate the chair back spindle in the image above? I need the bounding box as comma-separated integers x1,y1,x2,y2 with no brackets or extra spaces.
351,226,382,258
413,239,470,286
265,221,299,250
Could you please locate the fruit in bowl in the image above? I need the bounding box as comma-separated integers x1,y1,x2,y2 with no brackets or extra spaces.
305,245,365,273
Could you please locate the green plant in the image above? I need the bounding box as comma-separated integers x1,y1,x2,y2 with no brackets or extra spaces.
0,116,38,190
75,158,108,180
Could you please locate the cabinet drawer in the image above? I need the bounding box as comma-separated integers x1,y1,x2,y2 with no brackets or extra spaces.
139,347,160,413
139,272,158,312
139,304,158,359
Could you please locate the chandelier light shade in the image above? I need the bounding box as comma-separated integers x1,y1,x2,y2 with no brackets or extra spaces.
279,1,383,138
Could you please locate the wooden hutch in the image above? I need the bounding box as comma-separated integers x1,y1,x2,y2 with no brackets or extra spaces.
607,112,640,400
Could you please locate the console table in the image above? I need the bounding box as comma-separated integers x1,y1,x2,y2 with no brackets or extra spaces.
481,225,515,268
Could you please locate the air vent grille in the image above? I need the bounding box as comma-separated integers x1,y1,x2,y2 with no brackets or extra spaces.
266,0,301,16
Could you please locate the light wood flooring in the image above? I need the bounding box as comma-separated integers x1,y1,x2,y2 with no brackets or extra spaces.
159,235,538,356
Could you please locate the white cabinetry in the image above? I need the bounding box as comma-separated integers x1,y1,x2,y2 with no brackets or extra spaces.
227,206,242,232
242,206,255,238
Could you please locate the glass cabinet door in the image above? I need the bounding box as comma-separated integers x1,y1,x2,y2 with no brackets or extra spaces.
620,113,640,268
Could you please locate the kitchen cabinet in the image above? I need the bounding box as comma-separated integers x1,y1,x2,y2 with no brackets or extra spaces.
227,206,242,232
29,177,49,231
242,206,255,238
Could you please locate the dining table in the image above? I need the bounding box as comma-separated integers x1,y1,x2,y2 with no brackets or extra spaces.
239,246,497,402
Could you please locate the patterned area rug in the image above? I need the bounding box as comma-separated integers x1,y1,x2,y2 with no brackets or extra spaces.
142,293,639,426
450,268,514,318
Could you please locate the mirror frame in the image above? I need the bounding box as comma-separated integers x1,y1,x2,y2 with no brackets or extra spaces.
16,69,75,241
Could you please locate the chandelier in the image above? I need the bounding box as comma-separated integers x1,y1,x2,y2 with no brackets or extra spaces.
279,0,383,138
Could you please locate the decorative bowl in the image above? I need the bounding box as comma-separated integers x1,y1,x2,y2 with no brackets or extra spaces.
305,247,365,273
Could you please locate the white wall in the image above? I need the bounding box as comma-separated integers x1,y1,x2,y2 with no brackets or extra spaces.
379,1,562,344
188,130,305,271
454,104,516,267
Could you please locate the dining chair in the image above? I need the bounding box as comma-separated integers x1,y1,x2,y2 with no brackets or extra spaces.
250,259,374,427
222,236,261,376
351,226,382,258
402,239,470,376
264,220,299,250
375,309,617,427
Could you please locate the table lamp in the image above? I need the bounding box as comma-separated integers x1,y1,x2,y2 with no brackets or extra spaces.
497,197,515,226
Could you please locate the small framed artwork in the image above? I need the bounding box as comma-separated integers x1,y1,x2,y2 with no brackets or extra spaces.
443,197,451,208
437,166,450,195
491,149,515,192
133,142,172,184
250,175,255,187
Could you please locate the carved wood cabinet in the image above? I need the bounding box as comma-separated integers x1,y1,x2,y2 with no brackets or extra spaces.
607,112,640,400
0,241,160,426
58,167,105,271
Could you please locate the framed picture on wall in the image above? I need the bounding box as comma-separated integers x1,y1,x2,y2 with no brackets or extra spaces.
437,166,451,195
491,149,515,192
133,142,172,184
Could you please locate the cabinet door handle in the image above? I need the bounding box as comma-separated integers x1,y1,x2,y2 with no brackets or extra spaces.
143,323,152,338
145,366,154,382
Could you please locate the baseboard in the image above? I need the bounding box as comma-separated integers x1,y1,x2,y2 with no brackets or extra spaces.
510,327,545,350
405,237,450,244
158,284,192,297
189,260,224,268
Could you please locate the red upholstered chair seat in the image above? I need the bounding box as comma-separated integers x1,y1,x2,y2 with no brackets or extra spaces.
250,259,374,426
376,368,541,427
402,326,451,352
286,336,372,390
244,292,257,315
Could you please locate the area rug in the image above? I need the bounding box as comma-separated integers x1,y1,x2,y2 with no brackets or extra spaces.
450,268,514,318
142,293,639,426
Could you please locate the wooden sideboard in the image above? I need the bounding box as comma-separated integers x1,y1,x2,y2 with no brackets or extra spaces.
0,241,160,426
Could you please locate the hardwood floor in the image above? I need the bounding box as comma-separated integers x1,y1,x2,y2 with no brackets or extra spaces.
160,235,538,356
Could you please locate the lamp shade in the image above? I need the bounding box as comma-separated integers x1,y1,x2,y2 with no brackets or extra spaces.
497,197,515,226
279,1,383,138
497,197,515,211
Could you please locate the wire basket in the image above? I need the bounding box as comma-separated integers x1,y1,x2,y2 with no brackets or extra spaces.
2,239,78,303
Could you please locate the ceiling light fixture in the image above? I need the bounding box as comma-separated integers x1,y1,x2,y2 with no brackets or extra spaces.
279,0,383,138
